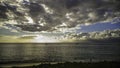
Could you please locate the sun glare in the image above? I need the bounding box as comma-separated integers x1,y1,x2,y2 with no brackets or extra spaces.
33,35,60,43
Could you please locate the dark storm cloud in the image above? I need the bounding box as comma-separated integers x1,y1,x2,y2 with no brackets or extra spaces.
24,2,45,23
0,0,120,32
0,3,8,19
0,2,24,19
15,24,50,32
64,0,80,9
35,0,120,28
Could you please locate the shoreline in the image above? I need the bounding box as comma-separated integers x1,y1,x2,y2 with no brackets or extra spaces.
0,61,120,68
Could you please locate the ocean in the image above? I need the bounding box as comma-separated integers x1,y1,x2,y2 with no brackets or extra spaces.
0,43,120,63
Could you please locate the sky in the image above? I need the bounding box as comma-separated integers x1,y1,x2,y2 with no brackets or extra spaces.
0,0,120,43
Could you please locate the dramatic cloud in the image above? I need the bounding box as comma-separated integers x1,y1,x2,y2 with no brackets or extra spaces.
0,0,120,32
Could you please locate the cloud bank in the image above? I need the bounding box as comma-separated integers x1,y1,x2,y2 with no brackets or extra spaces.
0,0,120,32
62,29,120,42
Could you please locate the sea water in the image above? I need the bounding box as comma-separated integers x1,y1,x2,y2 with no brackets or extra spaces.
0,43,120,63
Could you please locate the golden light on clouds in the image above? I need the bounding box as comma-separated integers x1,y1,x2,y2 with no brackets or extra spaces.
0,35,62,43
